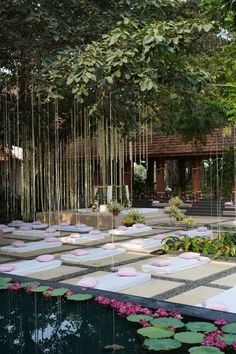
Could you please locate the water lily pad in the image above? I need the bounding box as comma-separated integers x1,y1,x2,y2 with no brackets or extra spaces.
189,346,224,353
20,282,40,288
127,315,153,323
137,326,174,339
0,283,9,290
144,338,182,351
186,322,217,332
31,286,50,293
174,332,204,344
50,288,70,297
151,317,184,328
219,333,236,345
66,293,93,301
0,277,12,283
222,323,236,334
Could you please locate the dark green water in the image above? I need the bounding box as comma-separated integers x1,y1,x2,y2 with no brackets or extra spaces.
0,290,148,354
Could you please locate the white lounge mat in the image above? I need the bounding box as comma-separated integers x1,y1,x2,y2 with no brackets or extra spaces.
51,225,93,233
196,287,236,313
1,227,15,233
1,240,62,254
61,247,125,263
8,222,48,230
12,230,60,238
109,226,152,236
60,233,109,244
0,259,61,275
79,272,151,292
142,256,210,274
118,235,166,251
171,228,213,238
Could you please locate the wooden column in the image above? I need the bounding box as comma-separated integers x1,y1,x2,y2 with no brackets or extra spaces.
156,158,165,198
192,156,201,201
146,158,154,190
178,159,186,194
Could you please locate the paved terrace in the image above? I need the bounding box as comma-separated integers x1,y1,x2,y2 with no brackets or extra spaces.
0,212,236,311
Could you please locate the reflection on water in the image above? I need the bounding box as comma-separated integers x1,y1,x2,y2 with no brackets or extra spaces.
0,290,147,354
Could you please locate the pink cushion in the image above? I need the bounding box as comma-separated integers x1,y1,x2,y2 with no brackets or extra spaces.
197,227,207,232
45,237,60,243
133,223,146,228
153,234,166,240
76,223,87,228
59,222,70,226
150,259,171,267
12,241,26,248
77,277,97,288
103,243,116,250
32,220,42,225
0,264,15,272
71,249,89,256
174,230,185,236
225,202,233,206
201,300,229,312
130,239,145,245
44,228,56,233
118,267,136,277
12,220,23,224
0,224,7,229
36,255,55,262
118,225,128,231
19,226,32,231
179,252,200,260
89,230,101,235
70,233,81,238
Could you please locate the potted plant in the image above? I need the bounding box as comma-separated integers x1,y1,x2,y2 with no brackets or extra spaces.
107,201,123,216
122,209,145,226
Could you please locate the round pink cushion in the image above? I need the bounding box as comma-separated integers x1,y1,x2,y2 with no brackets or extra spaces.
174,230,185,236
153,234,166,240
103,243,116,250
118,225,128,231
59,222,70,226
36,255,55,262
45,237,60,243
44,228,56,233
70,233,81,238
12,220,23,224
150,259,171,267
12,241,26,248
0,224,7,229
202,300,229,312
130,239,145,245
134,223,146,228
77,277,97,288
118,267,136,277
19,226,32,231
32,220,42,225
0,264,15,272
76,223,87,228
89,230,101,235
71,249,89,256
179,252,200,260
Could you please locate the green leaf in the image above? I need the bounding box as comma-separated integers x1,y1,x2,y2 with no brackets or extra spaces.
186,322,217,332
127,315,153,323
0,284,9,290
20,282,40,288
143,35,155,45
106,76,113,84
66,293,93,301
219,333,236,345
222,323,236,334
189,346,224,354
137,326,174,339
31,286,50,293
144,338,182,351
174,332,204,344
50,288,70,297
151,317,185,329
0,277,12,283
202,24,212,32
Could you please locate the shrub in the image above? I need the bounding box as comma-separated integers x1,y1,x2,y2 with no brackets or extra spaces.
122,209,145,226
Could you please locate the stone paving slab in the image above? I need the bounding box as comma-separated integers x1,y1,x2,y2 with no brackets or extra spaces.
211,273,236,287
0,255,15,263
167,286,225,306
119,278,183,298
27,264,85,280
